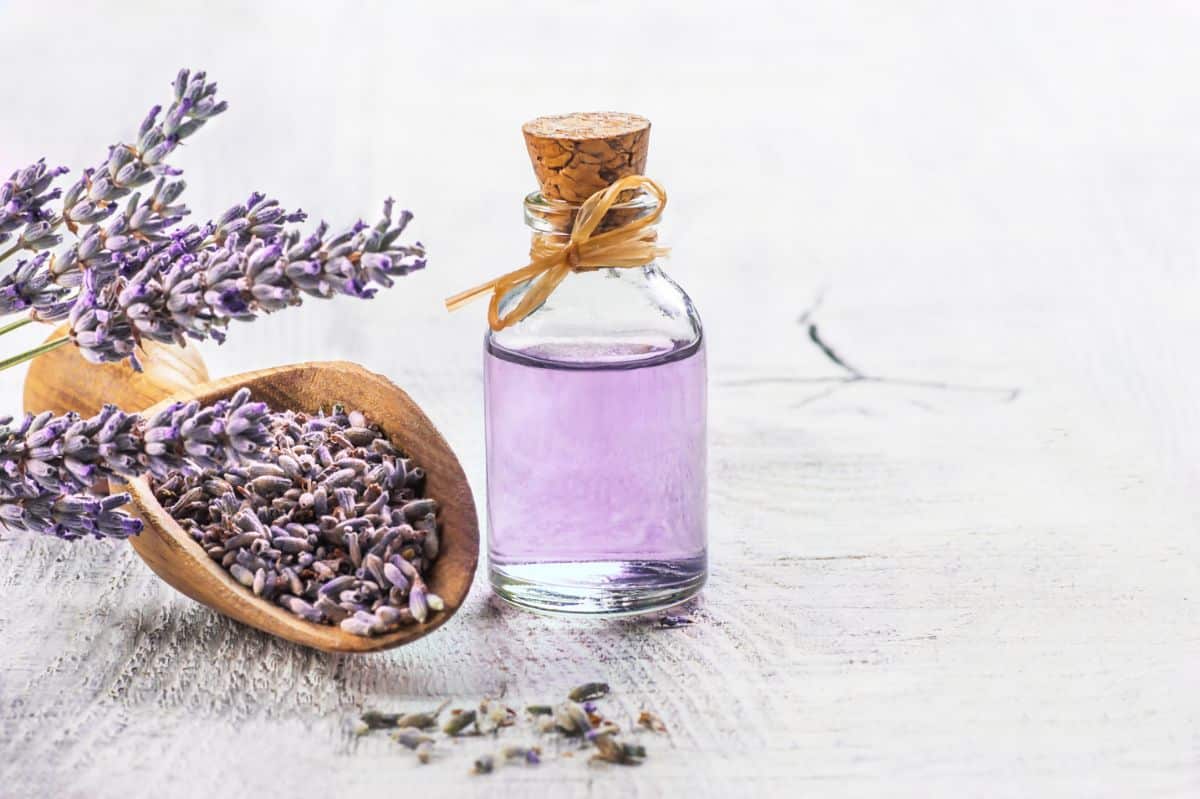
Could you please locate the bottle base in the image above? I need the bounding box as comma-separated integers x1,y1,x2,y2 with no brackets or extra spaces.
488,556,706,617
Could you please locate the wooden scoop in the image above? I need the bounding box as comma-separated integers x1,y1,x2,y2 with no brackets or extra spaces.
123,361,478,653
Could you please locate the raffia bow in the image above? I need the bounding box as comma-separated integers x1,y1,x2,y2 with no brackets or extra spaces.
445,175,669,331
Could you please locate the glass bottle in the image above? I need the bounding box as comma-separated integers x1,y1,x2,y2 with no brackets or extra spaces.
483,113,706,616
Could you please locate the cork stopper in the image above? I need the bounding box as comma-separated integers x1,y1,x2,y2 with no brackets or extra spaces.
522,112,651,203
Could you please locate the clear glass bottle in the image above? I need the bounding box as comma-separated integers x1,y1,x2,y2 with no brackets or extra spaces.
484,185,707,616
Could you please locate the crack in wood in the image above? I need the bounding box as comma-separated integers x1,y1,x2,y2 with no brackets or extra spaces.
726,290,1022,409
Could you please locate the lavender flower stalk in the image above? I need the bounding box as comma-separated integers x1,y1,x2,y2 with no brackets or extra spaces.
59,69,225,237
0,387,270,493
0,487,141,541
0,160,69,255
69,199,424,367
0,69,222,273
0,67,426,375
0,388,270,541
0,254,72,321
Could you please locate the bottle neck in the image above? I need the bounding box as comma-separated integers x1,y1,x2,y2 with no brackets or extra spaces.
523,188,661,242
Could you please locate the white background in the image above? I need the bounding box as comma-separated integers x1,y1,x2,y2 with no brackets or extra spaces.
1,2,1198,796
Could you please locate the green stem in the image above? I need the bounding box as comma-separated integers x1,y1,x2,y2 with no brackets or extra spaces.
0,244,19,264
0,336,69,372
0,315,36,337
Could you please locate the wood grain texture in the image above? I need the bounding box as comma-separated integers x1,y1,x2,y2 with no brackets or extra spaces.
1,3,1199,798
124,362,479,653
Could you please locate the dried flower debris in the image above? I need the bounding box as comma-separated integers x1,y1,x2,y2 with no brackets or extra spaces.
153,404,442,637
357,682,664,773
637,710,668,734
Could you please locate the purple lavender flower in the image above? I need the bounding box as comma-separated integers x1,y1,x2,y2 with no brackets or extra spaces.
69,200,424,367
0,254,72,320
49,179,191,288
60,69,225,236
0,159,69,249
0,486,142,541
0,387,270,496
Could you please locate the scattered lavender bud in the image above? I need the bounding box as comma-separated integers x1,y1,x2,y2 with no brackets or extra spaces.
568,682,610,703
443,709,476,736
390,729,434,750
554,702,592,736
395,701,449,730
360,710,401,730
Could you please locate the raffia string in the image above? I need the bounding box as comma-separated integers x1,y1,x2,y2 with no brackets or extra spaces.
445,175,669,331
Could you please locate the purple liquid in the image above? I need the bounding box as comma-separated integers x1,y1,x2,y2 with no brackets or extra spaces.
484,337,707,615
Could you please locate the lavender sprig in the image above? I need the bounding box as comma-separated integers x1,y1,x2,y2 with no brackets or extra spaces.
0,160,69,252
0,486,142,541
0,388,270,542
69,200,424,367
0,387,270,495
49,178,191,288
0,254,72,321
60,69,225,237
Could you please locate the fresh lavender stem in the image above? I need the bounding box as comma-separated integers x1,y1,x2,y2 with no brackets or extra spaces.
0,336,69,372
0,317,34,336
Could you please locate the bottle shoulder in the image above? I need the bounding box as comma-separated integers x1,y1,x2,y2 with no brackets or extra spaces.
488,265,702,367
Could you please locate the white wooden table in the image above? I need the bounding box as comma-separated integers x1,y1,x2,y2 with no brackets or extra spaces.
1,3,1197,796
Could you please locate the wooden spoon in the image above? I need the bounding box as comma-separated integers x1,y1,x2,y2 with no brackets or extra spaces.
122,361,479,653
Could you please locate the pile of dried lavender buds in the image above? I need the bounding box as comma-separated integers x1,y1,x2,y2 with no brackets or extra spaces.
153,404,442,636
356,682,668,772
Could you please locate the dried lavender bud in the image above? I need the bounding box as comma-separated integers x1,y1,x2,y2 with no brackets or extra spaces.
359,710,401,730
443,710,477,736
475,700,517,735
589,733,645,766
637,710,667,734
395,700,449,730
553,702,592,736
70,200,424,367
472,755,494,775
151,405,440,635
568,682,610,703
499,745,541,765
390,729,434,750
